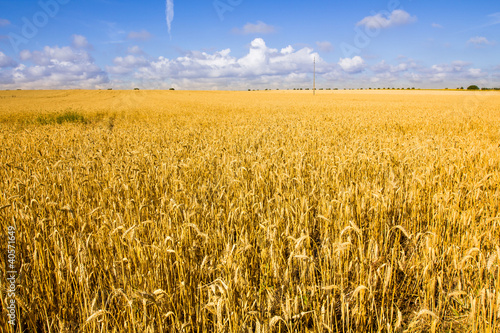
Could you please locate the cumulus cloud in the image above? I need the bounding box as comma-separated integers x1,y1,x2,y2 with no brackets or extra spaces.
107,55,151,75
2,45,108,89
357,10,417,29
232,21,276,35
466,68,484,78
372,60,416,74
0,51,17,68
166,0,174,38
367,60,478,86
2,38,333,90
316,41,333,53
2,38,499,90
404,60,488,84
20,46,94,66
105,38,329,89
467,36,495,46
127,46,144,55
431,61,471,73
127,30,152,41
72,35,92,49
0,18,10,27
338,56,365,73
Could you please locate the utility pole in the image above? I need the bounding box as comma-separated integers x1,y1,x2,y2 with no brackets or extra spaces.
313,57,316,95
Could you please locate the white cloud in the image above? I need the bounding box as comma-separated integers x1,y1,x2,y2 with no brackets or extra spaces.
357,10,417,29
72,35,92,49
127,30,152,41
281,45,294,55
107,55,150,75
338,56,365,73
105,38,329,89
0,18,10,27
166,0,174,38
2,38,499,90
467,68,484,78
405,60,488,84
431,60,471,73
363,59,492,87
0,51,16,68
316,41,333,53
232,21,276,35
431,23,443,28
467,36,495,46
127,46,144,55
3,45,108,89
372,60,416,74
20,46,94,66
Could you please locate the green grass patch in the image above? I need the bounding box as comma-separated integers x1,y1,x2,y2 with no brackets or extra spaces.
36,110,88,125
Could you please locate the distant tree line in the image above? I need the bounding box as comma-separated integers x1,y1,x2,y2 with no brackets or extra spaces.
465,85,499,90
244,85,499,91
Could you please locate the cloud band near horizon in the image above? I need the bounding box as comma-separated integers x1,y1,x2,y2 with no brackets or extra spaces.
0,37,497,90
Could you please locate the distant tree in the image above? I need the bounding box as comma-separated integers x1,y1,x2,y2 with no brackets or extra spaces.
169,88,175,90
107,88,112,90
134,88,140,90
460,87,464,90
467,85,480,90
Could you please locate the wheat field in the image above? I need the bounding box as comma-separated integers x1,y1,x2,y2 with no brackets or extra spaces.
0,89,499,332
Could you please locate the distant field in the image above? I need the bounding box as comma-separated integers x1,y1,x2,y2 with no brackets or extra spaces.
1,90,499,332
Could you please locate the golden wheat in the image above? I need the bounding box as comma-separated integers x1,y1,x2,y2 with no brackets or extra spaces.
0,89,499,332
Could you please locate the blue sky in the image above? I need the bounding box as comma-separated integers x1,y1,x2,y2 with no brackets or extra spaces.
0,0,499,89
